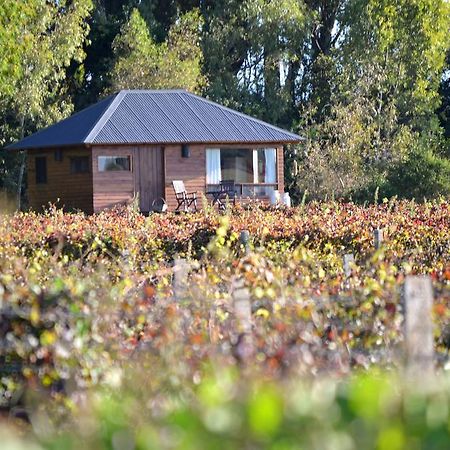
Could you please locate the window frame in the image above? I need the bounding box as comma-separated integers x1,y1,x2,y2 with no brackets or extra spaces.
70,156,90,174
35,156,47,184
206,147,278,195
54,149,63,162
97,155,132,172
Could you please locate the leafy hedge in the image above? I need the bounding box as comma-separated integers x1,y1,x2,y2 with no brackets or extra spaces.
0,200,449,448
3,200,450,266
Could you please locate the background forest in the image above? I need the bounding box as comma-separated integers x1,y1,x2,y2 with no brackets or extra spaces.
0,0,449,206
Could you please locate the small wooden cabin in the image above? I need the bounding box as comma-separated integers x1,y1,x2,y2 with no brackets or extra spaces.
7,90,301,213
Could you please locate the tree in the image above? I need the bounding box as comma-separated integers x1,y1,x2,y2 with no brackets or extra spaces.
341,0,450,126
384,144,450,199
0,0,93,208
289,0,450,201
202,0,310,126
301,0,346,120
70,1,202,111
138,0,200,43
69,0,138,111
108,8,205,93
0,1,29,98
438,50,450,142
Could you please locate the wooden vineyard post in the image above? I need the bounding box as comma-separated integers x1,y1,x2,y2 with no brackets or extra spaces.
342,253,355,290
343,254,355,278
173,257,190,301
374,228,384,250
232,278,254,362
233,278,252,334
403,276,434,376
240,230,250,255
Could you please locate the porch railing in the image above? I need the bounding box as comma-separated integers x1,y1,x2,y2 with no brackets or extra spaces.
207,183,278,197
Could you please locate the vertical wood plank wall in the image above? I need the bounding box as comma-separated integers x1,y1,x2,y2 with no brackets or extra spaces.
164,145,206,210
135,146,164,212
27,148,93,213
277,147,284,194
91,146,136,213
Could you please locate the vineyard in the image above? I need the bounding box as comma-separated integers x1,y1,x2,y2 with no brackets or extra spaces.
1,200,450,449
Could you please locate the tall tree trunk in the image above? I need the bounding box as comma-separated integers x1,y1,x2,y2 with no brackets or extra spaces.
284,59,300,124
307,0,342,120
264,48,281,124
17,115,25,211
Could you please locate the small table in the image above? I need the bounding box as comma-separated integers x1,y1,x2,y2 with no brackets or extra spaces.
206,189,234,210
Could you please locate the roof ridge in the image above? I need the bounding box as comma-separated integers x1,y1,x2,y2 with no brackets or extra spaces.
84,91,127,143
182,91,302,140
119,89,188,94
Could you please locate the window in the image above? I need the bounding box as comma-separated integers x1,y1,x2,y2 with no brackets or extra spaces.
206,148,277,195
54,149,63,162
98,156,131,172
35,157,47,184
220,149,254,183
70,156,90,174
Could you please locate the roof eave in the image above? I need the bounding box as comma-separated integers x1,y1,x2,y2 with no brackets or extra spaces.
6,137,303,151
89,138,304,146
5,142,92,151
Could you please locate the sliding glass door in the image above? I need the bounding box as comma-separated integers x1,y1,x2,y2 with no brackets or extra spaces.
206,148,278,196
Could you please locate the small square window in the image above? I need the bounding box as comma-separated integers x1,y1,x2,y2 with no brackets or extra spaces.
35,157,47,184
70,156,90,174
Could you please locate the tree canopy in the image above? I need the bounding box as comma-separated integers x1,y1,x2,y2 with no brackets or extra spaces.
108,8,204,93
1,0,450,205
0,0,93,206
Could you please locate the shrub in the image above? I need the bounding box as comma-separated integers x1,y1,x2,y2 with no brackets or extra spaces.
385,147,450,199
0,202,448,448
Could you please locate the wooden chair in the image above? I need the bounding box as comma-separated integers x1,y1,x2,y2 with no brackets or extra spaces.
172,180,198,212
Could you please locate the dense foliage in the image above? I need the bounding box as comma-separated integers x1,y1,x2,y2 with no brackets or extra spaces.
0,0,93,207
0,201,449,447
1,0,450,205
108,8,204,93
1,2,449,447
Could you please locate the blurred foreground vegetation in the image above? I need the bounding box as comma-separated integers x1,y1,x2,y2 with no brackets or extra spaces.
0,201,449,448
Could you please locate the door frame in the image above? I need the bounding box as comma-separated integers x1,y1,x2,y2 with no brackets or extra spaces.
133,145,165,213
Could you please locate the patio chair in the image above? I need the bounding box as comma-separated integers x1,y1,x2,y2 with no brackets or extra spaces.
172,180,198,212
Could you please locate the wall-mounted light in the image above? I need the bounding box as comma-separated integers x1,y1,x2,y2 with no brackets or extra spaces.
181,144,190,158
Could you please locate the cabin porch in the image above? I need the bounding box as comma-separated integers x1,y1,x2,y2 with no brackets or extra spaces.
164,144,284,211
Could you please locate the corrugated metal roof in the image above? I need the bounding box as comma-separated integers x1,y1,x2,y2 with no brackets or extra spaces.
7,94,118,150
7,90,302,150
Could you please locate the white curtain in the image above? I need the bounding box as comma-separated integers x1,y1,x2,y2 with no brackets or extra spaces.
206,149,222,184
264,148,277,183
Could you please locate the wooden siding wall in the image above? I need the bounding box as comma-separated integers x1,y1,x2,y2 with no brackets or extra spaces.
277,147,284,194
91,145,164,213
91,146,136,213
164,145,206,210
27,145,285,214
27,148,93,213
